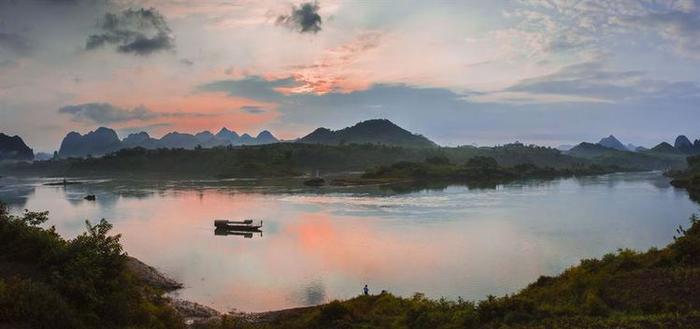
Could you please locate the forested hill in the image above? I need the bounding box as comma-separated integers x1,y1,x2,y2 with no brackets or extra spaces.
0,142,664,179
298,119,437,148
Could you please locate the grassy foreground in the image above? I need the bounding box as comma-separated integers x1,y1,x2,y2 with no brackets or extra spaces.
2,202,700,328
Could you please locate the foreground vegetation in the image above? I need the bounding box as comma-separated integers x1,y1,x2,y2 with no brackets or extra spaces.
204,213,700,329
1,142,680,179
0,203,184,329
3,202,700,328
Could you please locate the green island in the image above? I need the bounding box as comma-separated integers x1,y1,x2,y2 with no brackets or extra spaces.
358,156,623,185
2,201,700,329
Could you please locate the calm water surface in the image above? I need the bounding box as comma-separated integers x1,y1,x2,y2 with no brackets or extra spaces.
0,172,697,312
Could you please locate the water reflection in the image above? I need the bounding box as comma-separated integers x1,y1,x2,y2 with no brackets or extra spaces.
0,172,697,313
0,177,35,209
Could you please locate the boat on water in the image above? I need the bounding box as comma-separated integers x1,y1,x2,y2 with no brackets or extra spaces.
214,227,262,238
214,219,263,231
44,178,82,186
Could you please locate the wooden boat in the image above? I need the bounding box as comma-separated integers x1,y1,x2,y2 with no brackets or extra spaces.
44,178,82,186
214,219,263,231
214,227,262,238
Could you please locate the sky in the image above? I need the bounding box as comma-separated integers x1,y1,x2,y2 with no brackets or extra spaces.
1,0,700,152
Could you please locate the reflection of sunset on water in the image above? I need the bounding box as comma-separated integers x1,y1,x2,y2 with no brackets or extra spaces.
4,173,697,312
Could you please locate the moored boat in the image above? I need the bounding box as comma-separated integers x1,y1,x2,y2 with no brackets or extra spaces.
214,219,263,231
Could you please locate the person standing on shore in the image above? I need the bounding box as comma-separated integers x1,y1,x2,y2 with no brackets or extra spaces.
363,284,369,296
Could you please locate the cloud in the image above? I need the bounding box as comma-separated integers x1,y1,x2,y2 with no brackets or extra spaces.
276,2,322,33
199,79,700,147
475,58,700,103
58,103,159,124
199,76,300,102
85,8,175,55
58,102,234,125
0,32,31,56
619,10,700,58
241,105,266,114
515,0,700,58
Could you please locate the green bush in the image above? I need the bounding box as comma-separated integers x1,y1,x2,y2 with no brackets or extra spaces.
0,203,184,328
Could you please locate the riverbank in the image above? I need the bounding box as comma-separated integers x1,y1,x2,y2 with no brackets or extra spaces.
192,213,700,328
668,155,700,202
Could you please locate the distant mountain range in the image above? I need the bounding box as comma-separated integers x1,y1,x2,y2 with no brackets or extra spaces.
564,133,700,156
4,121,698,162
53,119,437,158
58,127,279,158
0,133,34,161
298,119,437,148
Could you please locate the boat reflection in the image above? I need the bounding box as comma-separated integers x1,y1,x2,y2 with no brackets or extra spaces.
214,227,263,239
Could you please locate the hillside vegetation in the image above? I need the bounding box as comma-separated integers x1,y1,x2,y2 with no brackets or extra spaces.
0,203,183,329
670,155,700,202
298,119,437,148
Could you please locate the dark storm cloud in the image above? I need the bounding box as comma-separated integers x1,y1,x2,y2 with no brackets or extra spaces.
0,32,31,55
276,2,322,33
86,8,175,55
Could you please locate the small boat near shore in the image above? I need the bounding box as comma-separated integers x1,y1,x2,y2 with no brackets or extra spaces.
214,219,263,231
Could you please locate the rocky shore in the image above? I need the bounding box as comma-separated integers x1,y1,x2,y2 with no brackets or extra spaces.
126,256,221,324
